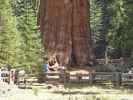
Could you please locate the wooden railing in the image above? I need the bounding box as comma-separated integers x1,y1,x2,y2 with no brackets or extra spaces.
121,73,133,85
43,72,133,86
96,58,125,64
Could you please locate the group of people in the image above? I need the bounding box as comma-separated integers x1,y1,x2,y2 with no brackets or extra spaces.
0,67,25,84
43,58,59,72
0,67,15,84
43,57,66,72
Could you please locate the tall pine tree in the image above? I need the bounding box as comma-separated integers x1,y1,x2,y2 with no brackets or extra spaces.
0,0,20,66
12,0,42,69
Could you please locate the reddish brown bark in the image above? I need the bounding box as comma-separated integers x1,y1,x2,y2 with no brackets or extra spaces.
38,0,93,66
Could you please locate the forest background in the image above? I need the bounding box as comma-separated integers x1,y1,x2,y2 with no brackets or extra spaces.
0,0,133,72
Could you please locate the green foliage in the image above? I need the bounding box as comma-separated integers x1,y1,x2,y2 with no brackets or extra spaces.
0,0,42,71
90,0,103,42
12,0,42,70
0,0,20,66
90,0,133,58
90,0,111,58
108,0,133,56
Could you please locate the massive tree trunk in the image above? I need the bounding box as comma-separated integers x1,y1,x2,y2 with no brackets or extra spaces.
38,0,93,66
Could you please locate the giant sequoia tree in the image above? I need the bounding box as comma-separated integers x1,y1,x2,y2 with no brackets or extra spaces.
38,0,93,66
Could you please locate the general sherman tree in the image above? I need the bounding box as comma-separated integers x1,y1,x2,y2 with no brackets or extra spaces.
38,0,93,66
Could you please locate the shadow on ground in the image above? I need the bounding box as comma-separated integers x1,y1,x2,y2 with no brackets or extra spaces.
52,91,100,95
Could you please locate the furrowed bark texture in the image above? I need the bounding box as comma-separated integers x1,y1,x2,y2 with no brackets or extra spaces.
38,0,93,66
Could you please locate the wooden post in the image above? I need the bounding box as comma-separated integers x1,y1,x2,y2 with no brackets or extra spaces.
89,73,95,85
43,73,47,82
65,72,70,83
77,74,82,83
59,70,66,83
113,72,121,86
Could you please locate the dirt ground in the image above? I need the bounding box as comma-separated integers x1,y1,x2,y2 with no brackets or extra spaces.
0,82,133,100
67,66,94,75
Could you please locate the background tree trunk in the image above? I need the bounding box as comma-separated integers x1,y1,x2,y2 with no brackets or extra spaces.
38,0,93,66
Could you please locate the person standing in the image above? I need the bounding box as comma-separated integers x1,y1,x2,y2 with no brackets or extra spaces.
10,69,15,84
0,69,2,82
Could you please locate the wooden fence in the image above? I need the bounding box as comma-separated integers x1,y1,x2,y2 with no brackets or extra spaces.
121,73,133,85
43,72,133,86
96,58,124,64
